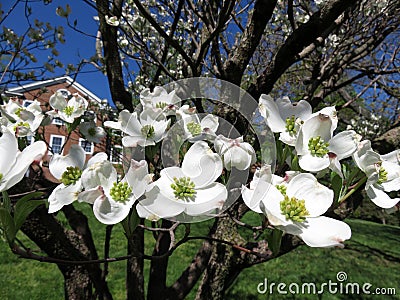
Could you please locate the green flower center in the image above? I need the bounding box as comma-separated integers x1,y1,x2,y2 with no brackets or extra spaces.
88,127,97,136
110,182,132,203
186,121,202,136
377,165,388,184
280,195,310,223
170,176,196,201
285,116,297,136
156,102,168,109
13,121,30,131
276,184,287,195
308,136,329,157
63,106,74,117
0,173,3,182
61,166,82,186
15,107,25,117
141,124,155,138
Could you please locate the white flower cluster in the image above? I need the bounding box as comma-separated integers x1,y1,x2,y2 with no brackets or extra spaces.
1,87,399,250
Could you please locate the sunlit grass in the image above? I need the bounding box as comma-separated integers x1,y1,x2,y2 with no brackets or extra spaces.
1,204,399,299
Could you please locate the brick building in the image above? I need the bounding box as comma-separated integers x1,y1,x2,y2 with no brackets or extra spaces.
3,76,121,182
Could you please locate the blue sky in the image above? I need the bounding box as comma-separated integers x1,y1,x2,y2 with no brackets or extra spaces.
2,0,112,102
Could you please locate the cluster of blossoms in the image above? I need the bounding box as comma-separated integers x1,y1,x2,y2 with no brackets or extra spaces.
1,86,399,249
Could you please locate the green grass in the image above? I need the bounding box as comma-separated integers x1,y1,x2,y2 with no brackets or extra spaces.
1,206,400,299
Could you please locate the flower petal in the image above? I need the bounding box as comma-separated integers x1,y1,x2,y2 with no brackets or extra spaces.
258,94,286,132
276,97,312,121
328,130,358,160
298,216,351,248
93,194,132,225
48,182,81,213
0,128,17,176
287,173,333,217
124,159,151,199
49,144,85,179
366,184,400,208
81,160,117,190
181,141,222,188
298,153,330,173
200,114,219,132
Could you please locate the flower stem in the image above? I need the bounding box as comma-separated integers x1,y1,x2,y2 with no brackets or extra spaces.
338,176,367,204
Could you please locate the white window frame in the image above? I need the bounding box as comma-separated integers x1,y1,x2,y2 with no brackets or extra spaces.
110,145,123,164
79,138,94,154
49,134,65,155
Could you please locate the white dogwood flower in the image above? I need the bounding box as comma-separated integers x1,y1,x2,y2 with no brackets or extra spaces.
242,172,351,247
47,145,108,213
104,109,170,147
140,86,180,115
0,128,46,192
295,113,358,176
80,121,106,144
258,95,312,146
48,92,88,123
214,135,256,170
79,159,152,224
137,141,227,219
353,140,400,208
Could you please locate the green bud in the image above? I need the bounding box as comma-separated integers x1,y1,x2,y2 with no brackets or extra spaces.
141,124,155,139
0,173,3,182
63,106,74,117
170,176,196,201
308,136,329,157
156,102,168,109
377,165,388,184
61,166,82,185
285,115,297,136
276,184,287,195
186,121,202,136
110,182,132,203
280,195,309,223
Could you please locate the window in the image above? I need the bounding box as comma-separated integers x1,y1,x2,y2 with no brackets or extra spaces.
110,145,123,164
79,138,94,154
52,117,64,125
57,89,71,98
50,135,65,155
22,100,33,107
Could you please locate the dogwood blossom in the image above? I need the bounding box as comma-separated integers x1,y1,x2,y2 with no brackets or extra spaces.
140,86,180,115
295,113,358,176
258,95,312,146
47,145,108,213
104,109,170,147
47,92,88,123
242,172,351,247
137,141,227,219
80,121,106,144
176,106,219,141
353,140,400,208
0,128,46,192
214,135,256,170
79,159,152,224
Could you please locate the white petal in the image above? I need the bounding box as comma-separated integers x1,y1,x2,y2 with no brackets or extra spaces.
124,159,151,198
242,179,275,214
200,114,219,132
276,97,312,121
366,184,400,208
258,185,287,226
81,160,117,190
77,187,103,204
328,130,358,160
49,144,85,179
137,185,185,219
87,152,108,167
224,145,255,171
258,94,286,132
122,135,150,147
181,141,222,188
381,150,400,164
287,173,333,217
183,182,227,216
48,182,81,213
49,92,67,111
0,128,17,176
1,141,47,191
298,216,351,248
298,154,330,172
93,194,133,225
381,161,400,192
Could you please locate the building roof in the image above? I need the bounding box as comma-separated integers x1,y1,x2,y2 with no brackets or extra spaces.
4,76,104,103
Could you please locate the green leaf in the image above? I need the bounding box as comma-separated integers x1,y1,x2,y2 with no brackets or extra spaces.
331,173,343,202
1,191,11,212
14,192,45,231
0,208,16,245
267,228,283,257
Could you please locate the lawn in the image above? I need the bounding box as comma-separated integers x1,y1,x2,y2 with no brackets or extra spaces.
1,206,399,299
